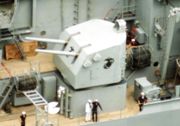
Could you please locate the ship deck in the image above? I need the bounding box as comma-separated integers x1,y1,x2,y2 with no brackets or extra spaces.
0,84,139,126
0,53,56,78
0,53,139,126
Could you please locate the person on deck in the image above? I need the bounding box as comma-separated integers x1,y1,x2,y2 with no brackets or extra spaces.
85,99,92,122
92,99,103,122
138,92,147,111
20,111,26,126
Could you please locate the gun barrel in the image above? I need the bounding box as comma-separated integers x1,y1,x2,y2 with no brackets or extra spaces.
36,49,78,56
25,37,67,44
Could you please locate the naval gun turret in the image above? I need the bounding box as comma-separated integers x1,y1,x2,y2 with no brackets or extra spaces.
54,19,126,89
27,19,126,89
26,19,127,118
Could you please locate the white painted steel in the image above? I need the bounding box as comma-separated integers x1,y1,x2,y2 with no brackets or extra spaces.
25,37,67,44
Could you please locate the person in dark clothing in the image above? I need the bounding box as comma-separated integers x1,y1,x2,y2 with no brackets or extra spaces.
20,111,26,126
138,92,147,111
92,99,102,122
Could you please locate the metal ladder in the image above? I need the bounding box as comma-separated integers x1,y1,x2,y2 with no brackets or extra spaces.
73,0,79,25
23,90,49,126
0,82,14,108
14,36,26,60
23,90,48,107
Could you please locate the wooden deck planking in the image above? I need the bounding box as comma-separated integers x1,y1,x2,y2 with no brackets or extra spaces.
0,53,56,78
